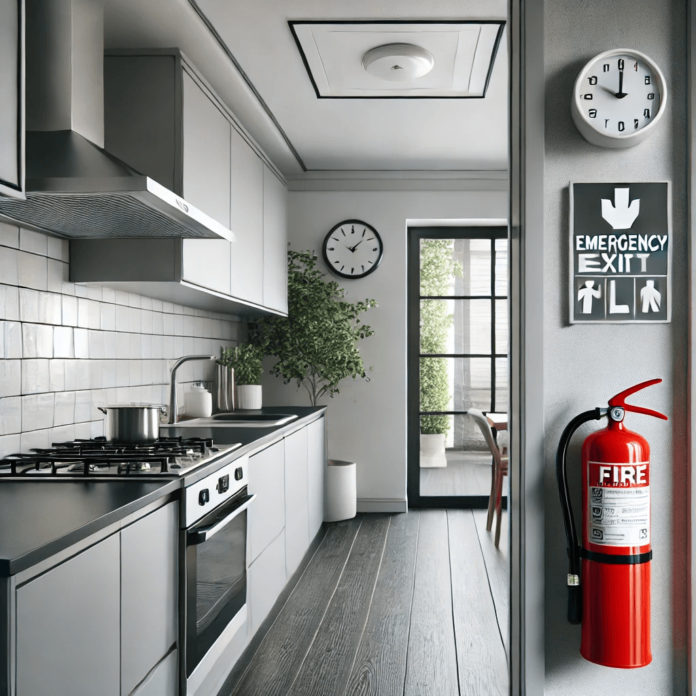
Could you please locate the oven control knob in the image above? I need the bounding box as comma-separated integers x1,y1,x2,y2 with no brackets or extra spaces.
234,467,243,481
217,475,229,494
198,489,210,506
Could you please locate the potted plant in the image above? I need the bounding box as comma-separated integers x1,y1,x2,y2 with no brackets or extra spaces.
219,343,264,410
250,250,377,406
419,240,462,467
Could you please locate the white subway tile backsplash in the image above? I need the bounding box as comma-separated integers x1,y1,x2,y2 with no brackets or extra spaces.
152,311,164,335
151,298,163,312
20,428,51,452
74,421,92,439
38,292,62,325
114,290,129,306
88,330,105,359
101,303,116,331
47,259,64,294
20,229,48,256
0,434,21,458
101,286,115,304
128,293,141,308
46,235,63,261
90,420,103,438
17,251,47,290
141,334,152,359
0,221,19,249
74,329,89,359
19,288,39,323
53,326,74,358
0,396,21,435
140,296,153,310
62,295,78,326
129,307,142,333
75,391,93,423
0,285,19,321
0,248,19,286
49,359,65,392
22,359,50,394
116,304,129,332
103,360,117,388
174,314,184,336
54,391,75,426
116,360,129,388
22,393,54,431
90,360,104,389
85,286,102,302
129,360,142,387
51,424,76,442
129,333,141,359
22,324,53,358
141,309,153,334
162,313,174,336
77,298,100,329
4,321,22,359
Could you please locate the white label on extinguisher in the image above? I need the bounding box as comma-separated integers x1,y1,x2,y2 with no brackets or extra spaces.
587,461,650,547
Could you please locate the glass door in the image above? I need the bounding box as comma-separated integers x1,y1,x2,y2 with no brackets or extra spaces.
407,227,508,508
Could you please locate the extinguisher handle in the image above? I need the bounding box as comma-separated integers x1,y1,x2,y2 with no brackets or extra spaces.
608,378,668,421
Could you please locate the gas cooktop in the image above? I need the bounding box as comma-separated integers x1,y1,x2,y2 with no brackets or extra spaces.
0,436,241,478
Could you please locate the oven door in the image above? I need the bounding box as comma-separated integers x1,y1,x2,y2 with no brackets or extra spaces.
185,488,255,680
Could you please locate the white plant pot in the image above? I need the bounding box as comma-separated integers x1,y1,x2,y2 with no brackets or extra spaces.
420,433,447,468
236,385,262,410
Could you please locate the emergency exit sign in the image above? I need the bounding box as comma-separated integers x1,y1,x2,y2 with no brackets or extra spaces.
570,182,671,324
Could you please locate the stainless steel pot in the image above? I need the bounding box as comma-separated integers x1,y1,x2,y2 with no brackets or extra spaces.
97,404,164,443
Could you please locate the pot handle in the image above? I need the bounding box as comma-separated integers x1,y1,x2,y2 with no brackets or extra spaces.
97,407,107,415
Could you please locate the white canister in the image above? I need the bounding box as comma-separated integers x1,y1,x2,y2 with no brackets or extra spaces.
236,385,262,410
184,383,212,418
324,460,357,522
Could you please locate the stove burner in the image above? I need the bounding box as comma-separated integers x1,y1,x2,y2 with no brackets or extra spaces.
0,436,222,478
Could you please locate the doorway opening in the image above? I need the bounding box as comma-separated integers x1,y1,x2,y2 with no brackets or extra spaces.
407,226,509,510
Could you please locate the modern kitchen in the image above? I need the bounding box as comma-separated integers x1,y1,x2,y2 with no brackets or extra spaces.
1,0,695,695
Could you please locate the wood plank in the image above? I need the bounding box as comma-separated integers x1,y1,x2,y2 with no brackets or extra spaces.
344,511,420,696
404,510,459,696
449,510,508,696
228,516,363,696
288,515,391,696
472,509,509,649
420,453,493,497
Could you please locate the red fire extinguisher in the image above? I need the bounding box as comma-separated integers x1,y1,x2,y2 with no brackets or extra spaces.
556,378,667,668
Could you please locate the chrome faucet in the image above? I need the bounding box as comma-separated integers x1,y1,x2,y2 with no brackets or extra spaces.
168,355,216,424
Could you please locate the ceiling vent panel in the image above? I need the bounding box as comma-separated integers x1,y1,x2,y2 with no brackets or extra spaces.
290,21,505,99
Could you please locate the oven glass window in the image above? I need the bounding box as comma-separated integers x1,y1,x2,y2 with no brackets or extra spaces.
187,499,247,677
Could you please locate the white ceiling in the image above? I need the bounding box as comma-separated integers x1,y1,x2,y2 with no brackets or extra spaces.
104,0,508,178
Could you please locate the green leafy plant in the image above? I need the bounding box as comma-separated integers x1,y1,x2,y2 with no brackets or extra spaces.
250,250,377,406
218,343,264,386
420,240,462,435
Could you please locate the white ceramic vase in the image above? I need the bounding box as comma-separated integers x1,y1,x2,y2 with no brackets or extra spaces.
420,433,447,468
236,384,262,410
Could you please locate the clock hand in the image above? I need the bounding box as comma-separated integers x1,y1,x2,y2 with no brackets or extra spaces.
616,69,628,99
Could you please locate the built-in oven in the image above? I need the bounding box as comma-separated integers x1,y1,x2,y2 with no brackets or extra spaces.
183,455,255,695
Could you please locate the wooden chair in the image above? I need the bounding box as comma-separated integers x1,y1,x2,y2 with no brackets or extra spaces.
467,408,508,548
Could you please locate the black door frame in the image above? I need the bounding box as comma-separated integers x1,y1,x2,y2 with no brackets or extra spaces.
407,225,508,509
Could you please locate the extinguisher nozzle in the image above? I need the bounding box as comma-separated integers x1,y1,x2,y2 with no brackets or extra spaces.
567,584,582,625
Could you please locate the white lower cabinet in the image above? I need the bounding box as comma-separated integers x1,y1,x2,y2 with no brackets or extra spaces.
248,529,287,633
284,428,309,576
15,534,121,696
130,650,178,696
307,417,326,540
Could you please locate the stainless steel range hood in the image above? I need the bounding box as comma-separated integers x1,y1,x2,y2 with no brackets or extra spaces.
0,0,234,242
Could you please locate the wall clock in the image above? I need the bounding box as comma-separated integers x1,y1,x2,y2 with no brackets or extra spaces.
571,48,667,149
322,220,384,279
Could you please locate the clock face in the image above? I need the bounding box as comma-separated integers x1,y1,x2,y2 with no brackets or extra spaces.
572,49,666,148
323,220,383,279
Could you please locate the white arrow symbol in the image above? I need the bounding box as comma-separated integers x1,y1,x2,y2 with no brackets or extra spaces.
601,188,640,230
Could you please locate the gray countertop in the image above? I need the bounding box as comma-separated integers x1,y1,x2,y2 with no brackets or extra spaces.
0,406,325,577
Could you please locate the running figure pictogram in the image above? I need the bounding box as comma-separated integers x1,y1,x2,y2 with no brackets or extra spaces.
640,280,661,313
578,280,601,314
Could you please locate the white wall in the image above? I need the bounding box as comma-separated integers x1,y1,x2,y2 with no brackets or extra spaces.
261,189,507,509
543,0,687,692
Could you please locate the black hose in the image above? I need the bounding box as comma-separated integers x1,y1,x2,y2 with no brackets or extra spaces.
556,408,605,625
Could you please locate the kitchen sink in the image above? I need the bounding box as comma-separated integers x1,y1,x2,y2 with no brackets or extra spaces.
162,413,299,428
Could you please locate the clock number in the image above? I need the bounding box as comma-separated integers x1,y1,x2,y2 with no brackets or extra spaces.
588,109,597,118
328,247,335,250
618,121,625,132
373,248,378,252
645,75,651,85
603,64,610,72
583,94,593,100
648,93,655,100
588,76,597,85
618,58,624,71
644,108,651,118
605,119,610,129
634,62,639,71
634,119,640,129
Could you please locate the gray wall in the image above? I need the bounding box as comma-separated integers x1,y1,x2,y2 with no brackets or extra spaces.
543,0,687,693
0,222,241,454
261,189,507,509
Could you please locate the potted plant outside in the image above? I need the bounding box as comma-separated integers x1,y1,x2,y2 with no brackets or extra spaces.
219,344,264,410
250,250,377,406
419,240,462,467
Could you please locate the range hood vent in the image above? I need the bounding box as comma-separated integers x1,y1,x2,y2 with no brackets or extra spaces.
0,0,233,242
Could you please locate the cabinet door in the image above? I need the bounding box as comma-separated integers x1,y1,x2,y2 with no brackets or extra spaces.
181,238,231,295
0,0,24,199
182,70,231,229
285,427,309,576
307,417,326,540
248,441,285,564
229,127,264,305
16,534,120,696
248,529,286,634
121,502,179,696
130,650,177,696
262,166,288,313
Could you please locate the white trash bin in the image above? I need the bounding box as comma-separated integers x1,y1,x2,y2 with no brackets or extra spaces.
324,459,357,522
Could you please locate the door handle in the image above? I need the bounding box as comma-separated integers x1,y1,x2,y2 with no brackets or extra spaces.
187,494,256,545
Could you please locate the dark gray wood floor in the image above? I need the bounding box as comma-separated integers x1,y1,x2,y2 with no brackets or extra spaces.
219,510,508,696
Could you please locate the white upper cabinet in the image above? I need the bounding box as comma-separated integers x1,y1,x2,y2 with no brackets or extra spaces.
263,166,288,314
230,127,264,306
0,0,24,199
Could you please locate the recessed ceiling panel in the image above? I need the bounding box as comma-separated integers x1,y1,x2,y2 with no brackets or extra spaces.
290,21,504,98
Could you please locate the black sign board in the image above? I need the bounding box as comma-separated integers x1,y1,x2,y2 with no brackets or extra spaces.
570,182,671,323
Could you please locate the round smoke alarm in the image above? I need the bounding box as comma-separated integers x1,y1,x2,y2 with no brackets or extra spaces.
362,43,435,82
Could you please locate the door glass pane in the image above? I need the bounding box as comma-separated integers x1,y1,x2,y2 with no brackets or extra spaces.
495,299,508,354
495,357,509,412
420,357,491,413
420,238,491,296
495,238,508,296
420,300,492,355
